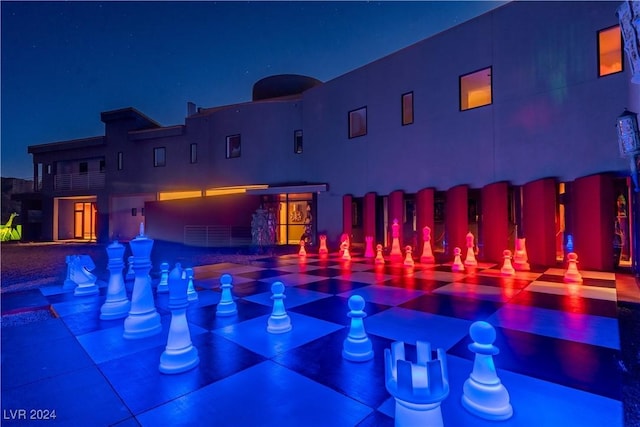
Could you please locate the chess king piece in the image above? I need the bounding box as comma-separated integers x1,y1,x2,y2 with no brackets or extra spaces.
404,245,415,267
420,226,435,264
500,249,516,276
100,241,131,320
185,267,198,302
375,244,386,264
123,231,162,339
452,247,465,272
513,238,530,271
156,262,170,293
564,252,583,283
298,240,307,257
63,255,76,290
390,218,403,260
385,340,449,427
126,256,135,281
342,295,374,362
341,240,352,261
159,266,199,374
364,236,375,258
267,281,292,333
464,232,478,267
318,234,329,255
216,273,238,316
461,321,513,421
71,254,100,296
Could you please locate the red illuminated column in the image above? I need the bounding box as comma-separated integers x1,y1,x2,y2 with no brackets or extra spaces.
572,173,615,271
363,192,377,242
388,190,404,247
522,178,557,266
445,185,468,252
481,182,509,263
342,195,353,238
416,188,435,253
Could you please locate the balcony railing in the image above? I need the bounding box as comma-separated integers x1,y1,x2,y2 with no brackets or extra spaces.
54,172,105,191
184,225,252,247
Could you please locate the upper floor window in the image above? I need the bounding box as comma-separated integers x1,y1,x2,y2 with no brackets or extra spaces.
294,130,303,154
402,92,414,126
460,67,492,111
99,160,105,172
598,25,623,77
349,107,367,138
154,147,166,167
190,143,197,164
226,135,241,158
79,162,88,174
46,164,52,174
117,152,123,170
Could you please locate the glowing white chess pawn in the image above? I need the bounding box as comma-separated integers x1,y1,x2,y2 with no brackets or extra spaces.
452,247,465,272
404,245,415,267
564,252,583,283
342,295,374,362
500,250,515,276
375,244,385,265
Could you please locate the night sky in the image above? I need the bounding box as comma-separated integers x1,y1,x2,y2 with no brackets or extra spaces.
1,1,506,180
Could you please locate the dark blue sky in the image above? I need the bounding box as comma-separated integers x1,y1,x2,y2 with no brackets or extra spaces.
1,1,505,179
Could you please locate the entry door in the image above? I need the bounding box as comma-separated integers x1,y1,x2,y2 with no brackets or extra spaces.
74,202,96,240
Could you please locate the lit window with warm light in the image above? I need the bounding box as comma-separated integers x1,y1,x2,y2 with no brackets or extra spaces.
460,67,492,111
598,25,623,77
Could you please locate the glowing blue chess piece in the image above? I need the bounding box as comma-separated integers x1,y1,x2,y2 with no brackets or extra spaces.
216,273,237,316
342,295,374,362
566,234,574,253
267,281,292,334
100,241,130,320
185,267,198,302
156,262,170,293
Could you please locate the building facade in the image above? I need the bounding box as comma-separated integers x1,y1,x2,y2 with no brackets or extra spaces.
26,1,633,271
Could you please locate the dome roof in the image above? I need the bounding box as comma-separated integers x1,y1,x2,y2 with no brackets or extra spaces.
252,74,322,101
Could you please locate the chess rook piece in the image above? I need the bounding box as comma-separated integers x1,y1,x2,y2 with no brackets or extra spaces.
564,252,583,283
298,240,307,257
464,232,478,267
375,244,386,265
159,267,199,374
342,295,374,362
267,281,292,334
100,241,131,320
420,226,435,264
390,218,403,260
63,255,76,290
71,254,100,296
156,262,170,293
126,256,135,281
216,273,238,316
404,245,415,267
341,240,352,261
462,321,513,420
385,340,449,427
318,234,329,255
513,238,530,271
185,267,198,302
452,247,465,272
500,250,515,276
364,236,375,258
123,233,162,339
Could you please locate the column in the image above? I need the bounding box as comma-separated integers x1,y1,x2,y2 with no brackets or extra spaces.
445,185,468,253
363,192,377,242
342,194,353,238
388,190,404,247
481,182,509,263
416,188,435,254
522,178,557,266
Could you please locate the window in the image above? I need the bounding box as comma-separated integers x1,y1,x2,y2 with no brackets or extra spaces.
294,130,303,154
598,25,623,77
46,164,52,174
401,92,414,125
460,67,492,110
131,208,137,216
226,135,241,158
348,107,367,138
79,162,88,174
99,160,105,172
190,143,197,164
154,147,166,167
117,152,123,170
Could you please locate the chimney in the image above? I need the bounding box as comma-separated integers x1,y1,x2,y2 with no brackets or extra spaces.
187,102,196,117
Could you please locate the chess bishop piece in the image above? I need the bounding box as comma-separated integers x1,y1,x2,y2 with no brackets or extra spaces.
464,232,478,267
385,340,449,427
404,246,415,267
420,226,435,264
123,230,161,339
462,321,513,420
318,234,329,255
451,247,465,272
185,267,198,302
375,244,386,265
267,281,292,333
342,295,374,362
298,240,307,257
513,238,530,271
364,236,375,258
564,252,583,283
216,273,238,316
390,218,403,260
159,266,199,374
156,262,170,293
500,250,515,276
100,241,131,320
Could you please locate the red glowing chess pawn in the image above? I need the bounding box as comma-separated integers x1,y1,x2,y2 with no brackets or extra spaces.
298,240,307,257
